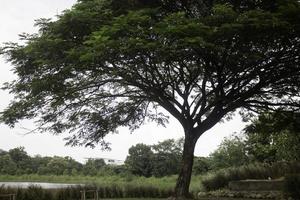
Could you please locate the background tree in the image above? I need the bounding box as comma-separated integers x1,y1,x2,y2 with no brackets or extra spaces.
192,157,211,175
83,158,106,176
64,156,83,175
244,111,300,162
0,149,7,156
32,155,52,175
152,138,183,177
125,143,154,177
8,147,33,174
0,154,17,175
45,156,69,175
209,135,249,169
1,0,300,197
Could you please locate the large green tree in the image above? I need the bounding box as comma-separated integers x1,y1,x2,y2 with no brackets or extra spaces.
83,158,106,175
125,143,154,177
1,0,300,197
152,138,183,177
8,147,33,174
245,111,300,162
0,154,17,175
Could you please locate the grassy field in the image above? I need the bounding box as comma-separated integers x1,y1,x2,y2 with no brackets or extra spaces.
0,174,203,193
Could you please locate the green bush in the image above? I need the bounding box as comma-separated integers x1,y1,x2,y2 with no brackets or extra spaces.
202,162,300,191
284,174,300,199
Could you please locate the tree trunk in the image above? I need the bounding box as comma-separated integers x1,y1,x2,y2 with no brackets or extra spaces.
174,132,198,199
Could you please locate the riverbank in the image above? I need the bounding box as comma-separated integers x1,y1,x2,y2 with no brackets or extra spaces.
0,174,203,192
0,181,82,189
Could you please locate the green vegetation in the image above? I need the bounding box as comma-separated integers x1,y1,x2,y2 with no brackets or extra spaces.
0,174,204,199
0,184,173,200
244,112,300,162
0,174,202,193
201,162,300,191
0,147,92,176
1,0,300,197
125,139,183,177
0,138,184,178
1,111,300,199
196,111,300,174
208,136,249,170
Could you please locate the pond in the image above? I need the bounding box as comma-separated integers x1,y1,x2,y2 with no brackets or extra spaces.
0,182,83,189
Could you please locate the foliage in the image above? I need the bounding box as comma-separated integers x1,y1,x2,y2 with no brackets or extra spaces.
206,111,300,170
151,138,183,177
125,143,154,177
244,112,300,162
0,139,184,178
124,138,183,177
83,158,106,176
283,174,300,199
201,161,300,191
192,157,211,175
0,149,7,156
0,154,17,175
0,147,83,176
1,0,300,196
209,135,249,170
32,155,52,175
8,147,32,174
1,0,299,145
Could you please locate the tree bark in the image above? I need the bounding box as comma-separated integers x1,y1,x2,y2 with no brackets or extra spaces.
174,131,198,199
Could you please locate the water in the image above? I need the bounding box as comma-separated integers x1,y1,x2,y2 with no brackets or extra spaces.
0,182,83,189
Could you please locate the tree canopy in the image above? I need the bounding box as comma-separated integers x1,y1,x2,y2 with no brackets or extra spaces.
1,0,300,197
125,143,154,177
245,111,300,162
124,138,183,177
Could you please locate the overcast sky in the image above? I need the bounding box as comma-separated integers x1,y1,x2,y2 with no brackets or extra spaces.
0,0,247,163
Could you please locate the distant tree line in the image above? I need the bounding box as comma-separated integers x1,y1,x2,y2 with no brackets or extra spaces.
125,138,184,177
0,138,184,177
0,147,123,176
1,112,299,177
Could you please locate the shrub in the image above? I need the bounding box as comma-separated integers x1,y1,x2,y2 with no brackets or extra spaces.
284,174,300,199
202,162,300,191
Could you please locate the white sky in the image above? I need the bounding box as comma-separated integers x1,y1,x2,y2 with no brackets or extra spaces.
0,0,247,163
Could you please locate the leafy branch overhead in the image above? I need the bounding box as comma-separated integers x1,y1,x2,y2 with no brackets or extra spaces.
1,1,299,148
1,0,300,197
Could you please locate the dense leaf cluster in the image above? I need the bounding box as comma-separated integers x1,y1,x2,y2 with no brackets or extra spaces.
1,0,299,147
125,138,183,177
206,111,300,170
244,111,300,162
0,147,111,176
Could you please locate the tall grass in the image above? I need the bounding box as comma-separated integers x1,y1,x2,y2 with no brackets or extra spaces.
0,174,203,193
0,174,204,198
0,184,174,199
201,161,300,191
